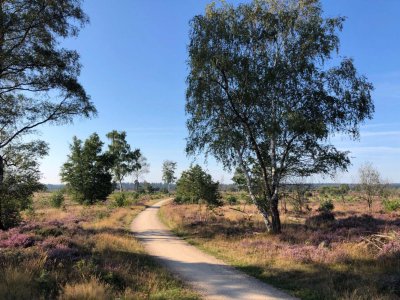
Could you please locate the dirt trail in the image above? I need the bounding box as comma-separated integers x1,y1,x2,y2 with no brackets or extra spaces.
131,199,297,300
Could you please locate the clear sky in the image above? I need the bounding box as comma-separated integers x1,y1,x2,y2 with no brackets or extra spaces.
39,0,400,184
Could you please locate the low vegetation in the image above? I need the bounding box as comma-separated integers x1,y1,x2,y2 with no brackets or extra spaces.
0,192,198,300
161,189,400,299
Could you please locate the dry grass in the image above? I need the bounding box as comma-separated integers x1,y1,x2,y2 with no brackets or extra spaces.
160,195,400,300
60,277,112,300
0,192,199,300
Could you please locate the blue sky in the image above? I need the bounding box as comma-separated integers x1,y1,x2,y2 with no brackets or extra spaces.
39,0,400,184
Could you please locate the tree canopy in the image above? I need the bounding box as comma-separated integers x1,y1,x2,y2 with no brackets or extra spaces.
0,0,95,228
132,155,150,191
162,160,177,191
60,133,113,204
186,0,374,233
175,165,221,207
0,140,47,229
106,130,141,192
0,0,96,150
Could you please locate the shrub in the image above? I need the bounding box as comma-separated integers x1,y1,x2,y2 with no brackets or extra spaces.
318,199,334,214
306,199,335,228
305,212,335,229
112,192,127,207
175,165,222,207
383,199,400,212
227,195,237,205
50,191,65,208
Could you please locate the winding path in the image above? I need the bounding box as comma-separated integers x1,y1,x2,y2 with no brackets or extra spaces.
131,199,296,300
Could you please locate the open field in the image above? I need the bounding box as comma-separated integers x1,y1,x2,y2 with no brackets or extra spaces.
160,192,400,300
0,192,198,300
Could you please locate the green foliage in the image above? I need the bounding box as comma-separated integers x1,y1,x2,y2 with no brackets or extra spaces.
0,0,95,152
319,185,350,199
185,0,374,233
227,195,238,205
141,182,155,194
106,130,141,192
0,141,47,229
0,0,95,229
232,168,247,191
162,160,177,191
112,192,127,207
382,199,400,212
132,155,150,191
318,199,335,214
175,165,222,207
50,191,65,208
359,163,382,210
306,199,335,228
60,133,114,205
285,181,312,213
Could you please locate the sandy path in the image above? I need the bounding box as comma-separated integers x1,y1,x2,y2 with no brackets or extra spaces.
131,199,297,300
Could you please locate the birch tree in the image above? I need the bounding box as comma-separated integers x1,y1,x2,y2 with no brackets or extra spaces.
185,0,374,233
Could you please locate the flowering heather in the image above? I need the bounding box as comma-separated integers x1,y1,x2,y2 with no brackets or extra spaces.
47,244,80,261
0,228,34,248
378,240,400,259
161,199,400,299
40,235,74,249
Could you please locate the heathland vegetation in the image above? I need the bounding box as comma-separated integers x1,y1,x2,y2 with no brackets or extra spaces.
0,191,198,299
162,176,400,299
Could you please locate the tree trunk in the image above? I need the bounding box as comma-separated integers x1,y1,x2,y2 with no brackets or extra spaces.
0,155,4,230
270,193,281,234
134,179,139,191
119,180,123,192
236,149,273,231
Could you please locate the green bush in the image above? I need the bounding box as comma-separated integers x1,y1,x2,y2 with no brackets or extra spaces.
227,195,237,205
318,199,334,214
383,199,400,212
112,192,127,207
50,191,64,208
175,165,222,207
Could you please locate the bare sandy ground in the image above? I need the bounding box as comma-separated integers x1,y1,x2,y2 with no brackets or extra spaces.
131,199,297,300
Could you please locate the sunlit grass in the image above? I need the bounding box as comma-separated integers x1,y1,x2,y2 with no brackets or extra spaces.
0,192,199,300
160,196,400,300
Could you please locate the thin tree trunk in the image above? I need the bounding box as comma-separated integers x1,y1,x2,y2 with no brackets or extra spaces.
0,155,4,229
270,192,281,233
269,133,281,234
236,149,272,232
119,180,123,192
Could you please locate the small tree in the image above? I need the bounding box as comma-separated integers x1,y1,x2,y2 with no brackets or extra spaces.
285,178,312,213
132,155,150,191
337,184,351,202
175,165,221,207
359,163,382,211
60,133,113,204
232,168,247,191
106,130,141,192
162,160,177,192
